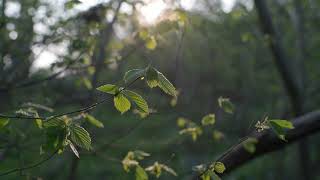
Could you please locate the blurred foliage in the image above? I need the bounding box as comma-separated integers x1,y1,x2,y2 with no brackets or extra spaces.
1,0,320,179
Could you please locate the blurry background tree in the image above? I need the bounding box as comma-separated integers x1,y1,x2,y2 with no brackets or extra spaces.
0,0,320,179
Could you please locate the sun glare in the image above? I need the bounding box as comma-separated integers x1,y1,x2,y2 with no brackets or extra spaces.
138,0,167,25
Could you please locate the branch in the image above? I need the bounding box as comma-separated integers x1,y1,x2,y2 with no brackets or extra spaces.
0,149,58,177
197,110,320,178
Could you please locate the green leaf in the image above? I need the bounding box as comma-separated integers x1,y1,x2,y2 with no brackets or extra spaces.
123,90,149,114
114,93,131,114
201,114,216,126
85,114,104,128
35,118,43,129
145,67,159,88
70,125,91,150
145,36,157,50
97,84,118,95
0,118,9,129
218,97,235,114
243,137,258,153
158,71,177,97
214,162,226,174
124,69,145,84
139,29,149,40
69,141,79,158
43,118,64,128
268,120,293,141
135,165,148,180
269,120,294,129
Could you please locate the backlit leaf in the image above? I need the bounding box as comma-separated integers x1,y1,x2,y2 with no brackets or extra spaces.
158,71,177,97
146,67,159,88
97,84,118,95
145,36,157,50
114,93,131,114
124,90,149,114
70,125,91,150
124,69,145,84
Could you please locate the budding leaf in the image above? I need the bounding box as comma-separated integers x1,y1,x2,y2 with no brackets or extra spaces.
214,162,226,174
218,97,235,114
268,119,294,141
201,114,216,126
85,114,104,128
114,93,131,114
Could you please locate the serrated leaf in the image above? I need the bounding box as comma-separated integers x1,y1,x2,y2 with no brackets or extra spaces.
0,118,9,129
69,142,79,158
85,114,104,128
70,125,91,150
114,93,131,114
124,69,145,84
136,165,148,180
96,84,118,95
145,36,157,50
123,90,148,114
158,71,177,97
146,67,159,88
218,97,235,114
214,162,226,174
201,114,216,126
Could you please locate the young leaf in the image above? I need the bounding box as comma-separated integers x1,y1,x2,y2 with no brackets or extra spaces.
212,130,224,141
145,162,162,178
114,93,131,114
269,120,294,129
135,165,148,180
123,90,149,114
85,114,104,128
201,114,216,126
213,162,226,174
124,69,145,84
0,118,9,129
268,120,294,141
218,97,235,114
69,142,79,158
70,125,92,150
145,67,159,88
158,71,177,97
97,84,118,95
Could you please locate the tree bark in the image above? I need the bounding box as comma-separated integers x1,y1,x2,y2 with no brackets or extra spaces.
254,1,310,179
216,110,320,176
